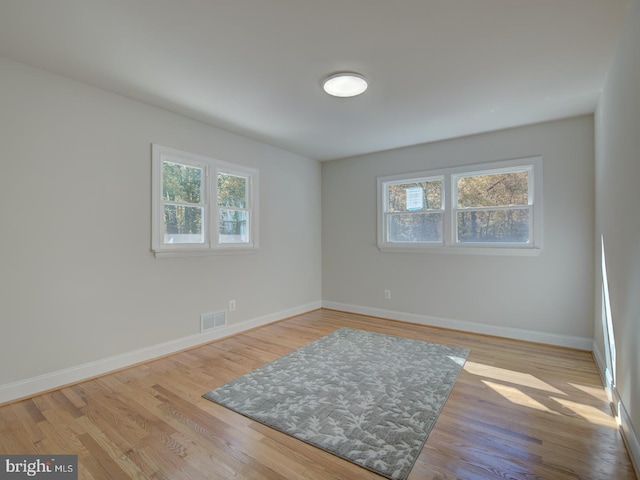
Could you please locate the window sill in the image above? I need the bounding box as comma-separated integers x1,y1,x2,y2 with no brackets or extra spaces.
153,246,259,258
378,244,541,257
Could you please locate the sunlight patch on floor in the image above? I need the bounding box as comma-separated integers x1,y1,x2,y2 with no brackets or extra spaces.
464,361,565,395
482,380,556,413
550,397,618,427
568,382,608,401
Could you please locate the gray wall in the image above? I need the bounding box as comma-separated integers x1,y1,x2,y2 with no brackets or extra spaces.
594,0,640,462
0,57,322,390
322,116,595,344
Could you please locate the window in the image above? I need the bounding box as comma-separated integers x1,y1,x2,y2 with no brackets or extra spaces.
152,144,259,257
453,167,532,244
218,172,250,244
378,157,542,255
385,177,444,244
161,159,206,246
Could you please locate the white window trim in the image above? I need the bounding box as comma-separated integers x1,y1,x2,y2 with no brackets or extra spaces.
377,156,543,256
152,144,259,258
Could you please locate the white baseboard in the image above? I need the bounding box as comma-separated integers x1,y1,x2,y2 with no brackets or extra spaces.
592,343,640,476
0,301,321,405
591,342,614,398
617,390,640,476
322,301,593,350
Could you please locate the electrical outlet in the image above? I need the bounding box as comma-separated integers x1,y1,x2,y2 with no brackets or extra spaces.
384,290,391,300
229,300,236,311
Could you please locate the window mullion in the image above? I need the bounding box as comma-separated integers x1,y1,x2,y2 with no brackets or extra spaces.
456,205,530,213
209,165,218,248
163,200,205,208
444,173,453,246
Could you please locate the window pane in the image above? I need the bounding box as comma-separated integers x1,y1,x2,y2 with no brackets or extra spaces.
162,161,202,204
164,205,204,244
388,180,442,212
218,173,247,208
219,209,249,243
387,212,443,243
457,171,528,208
457,208,529,243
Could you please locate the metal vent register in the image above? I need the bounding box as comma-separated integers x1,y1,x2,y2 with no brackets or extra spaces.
201,311,227,332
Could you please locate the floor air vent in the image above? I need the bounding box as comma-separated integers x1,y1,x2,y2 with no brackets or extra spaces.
201,311,227,333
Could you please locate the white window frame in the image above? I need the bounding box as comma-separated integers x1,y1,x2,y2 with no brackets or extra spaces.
152,144,259,258
377,156,543,256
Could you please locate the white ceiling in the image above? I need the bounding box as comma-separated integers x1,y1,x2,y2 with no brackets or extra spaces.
0,0,629,161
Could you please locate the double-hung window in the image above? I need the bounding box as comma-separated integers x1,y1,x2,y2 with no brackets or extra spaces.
384,176,444,244
152,144,259,257
378,156,542,255
217,169,251,244
453,166,532,244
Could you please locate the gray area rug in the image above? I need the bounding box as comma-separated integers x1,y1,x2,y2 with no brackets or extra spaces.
203,327,469,480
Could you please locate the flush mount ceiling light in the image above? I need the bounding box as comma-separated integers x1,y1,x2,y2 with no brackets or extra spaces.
323,72,368,97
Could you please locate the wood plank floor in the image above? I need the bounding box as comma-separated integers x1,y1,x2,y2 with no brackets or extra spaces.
0,309,636,479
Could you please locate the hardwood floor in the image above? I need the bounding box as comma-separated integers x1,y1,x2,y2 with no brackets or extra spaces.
0,309,636,479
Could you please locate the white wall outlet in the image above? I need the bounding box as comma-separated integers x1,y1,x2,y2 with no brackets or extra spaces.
384,290,391,300
229,300,236,311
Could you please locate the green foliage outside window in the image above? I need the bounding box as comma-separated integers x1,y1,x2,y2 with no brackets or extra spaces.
162,161,203,238
218,173,248,239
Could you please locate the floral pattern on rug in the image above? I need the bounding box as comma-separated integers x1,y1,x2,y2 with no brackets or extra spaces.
203,327,469,480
